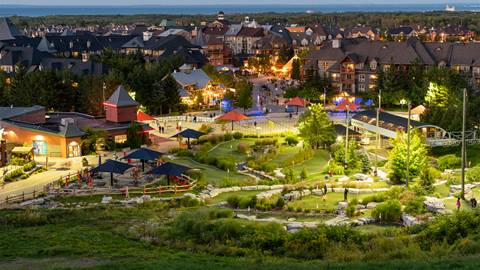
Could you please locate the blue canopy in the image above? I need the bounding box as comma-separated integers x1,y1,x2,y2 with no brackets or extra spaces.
91,159,133,174
147,162,191,177
122,148,164,161
171,129,205,139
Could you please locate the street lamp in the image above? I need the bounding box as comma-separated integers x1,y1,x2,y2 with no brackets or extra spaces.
323,87,327,108
400,98,407,111
406,101,411,188
345,104,350,168
374,88,382,176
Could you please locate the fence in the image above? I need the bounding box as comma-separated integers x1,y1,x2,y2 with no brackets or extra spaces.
0,172,197,206
155,115,215,124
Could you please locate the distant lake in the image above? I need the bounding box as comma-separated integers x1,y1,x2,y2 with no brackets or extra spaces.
0,4,479,17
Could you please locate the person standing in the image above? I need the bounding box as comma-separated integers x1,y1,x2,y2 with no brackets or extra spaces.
324,184,328,195
344,188,349,201
456,197,461,211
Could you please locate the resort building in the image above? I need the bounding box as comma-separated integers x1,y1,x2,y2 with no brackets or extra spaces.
0,85,150,158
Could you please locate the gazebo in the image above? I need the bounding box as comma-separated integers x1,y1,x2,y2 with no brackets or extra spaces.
171,128,205,148
286,96,307,113
121,147,164,172
217,110,249,131
90,159,133,187
147,162,192,185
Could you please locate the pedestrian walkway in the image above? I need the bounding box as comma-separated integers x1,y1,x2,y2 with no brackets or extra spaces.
0,169,75,201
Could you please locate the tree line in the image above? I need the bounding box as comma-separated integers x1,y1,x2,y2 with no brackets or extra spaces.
0,51,185,116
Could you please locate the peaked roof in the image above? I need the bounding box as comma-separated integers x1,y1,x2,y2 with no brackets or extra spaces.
60,121,85,138
90,159,133,175
171,69,211,89
147,162,191,177
0,17,23,41
122,148,164,161
105,85,139,107
171,128,205,139
0,105,44,120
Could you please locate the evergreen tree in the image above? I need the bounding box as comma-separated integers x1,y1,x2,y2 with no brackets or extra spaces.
387,131,428,184
298,103,336,149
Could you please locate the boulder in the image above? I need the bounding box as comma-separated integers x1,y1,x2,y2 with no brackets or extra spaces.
402,213,420,226
353,173,368,181
423,196,445,213
20,198,45,206
338,201,348,210
141,195,151,201
183,193,197,199
338,176,350,182
366,202,378,209
101,196,112,204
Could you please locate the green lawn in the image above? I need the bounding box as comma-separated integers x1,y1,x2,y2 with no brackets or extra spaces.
207,138,256,162
208,190,262,204
173,157,256,186
291,150,330,179
287,192,379,212
430,144,480,167
269,145,303,167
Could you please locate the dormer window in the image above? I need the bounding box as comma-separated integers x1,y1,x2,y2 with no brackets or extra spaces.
370,61,377,70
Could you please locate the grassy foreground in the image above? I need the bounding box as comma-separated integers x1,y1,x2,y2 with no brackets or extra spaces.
1,205,480,270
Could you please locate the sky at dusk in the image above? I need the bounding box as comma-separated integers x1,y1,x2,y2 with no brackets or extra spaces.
1,0,473,5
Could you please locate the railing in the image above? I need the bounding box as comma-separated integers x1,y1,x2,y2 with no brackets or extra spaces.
49,180,197,197
0,171,198,206
154,115,215,123
0,188,46,206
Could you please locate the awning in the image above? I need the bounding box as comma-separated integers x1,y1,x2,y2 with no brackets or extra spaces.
11,146,33,154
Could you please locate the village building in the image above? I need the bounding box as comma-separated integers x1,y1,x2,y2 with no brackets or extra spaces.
0,86,150,158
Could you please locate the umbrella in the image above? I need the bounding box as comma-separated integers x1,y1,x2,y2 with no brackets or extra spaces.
217,110,249,131
335,100,359,111
147,162,192,185
171,129,205,148
90,159,134,187
137,111,155,121
286,96,307,113
121,148,164,172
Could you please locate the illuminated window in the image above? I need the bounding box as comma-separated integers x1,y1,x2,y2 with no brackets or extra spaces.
115,135,127,144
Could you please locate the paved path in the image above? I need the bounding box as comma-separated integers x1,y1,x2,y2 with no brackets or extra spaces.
0,169,75,201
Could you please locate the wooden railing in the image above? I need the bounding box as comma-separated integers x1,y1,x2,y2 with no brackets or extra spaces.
0,172,198,206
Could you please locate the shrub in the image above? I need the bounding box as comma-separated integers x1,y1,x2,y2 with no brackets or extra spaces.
346,203,356,217
467,166,480,183
285,135,299,146
176,149,194,157
275,197,285,209
438,154,461,171
238,197,252,209
419,167,440,190
255,138,278,147
199,124,213,134
216,158,236,172
237,142,250,154
233,132,244,139
179,196,201,207
227,195,240,208
361,193,387,204
300,167,308,179
22,161,36,172
261,162,277,173
82,157,89,167
404,196,427,216
372,200,402,222
224,133,234,141
327,161,345,175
